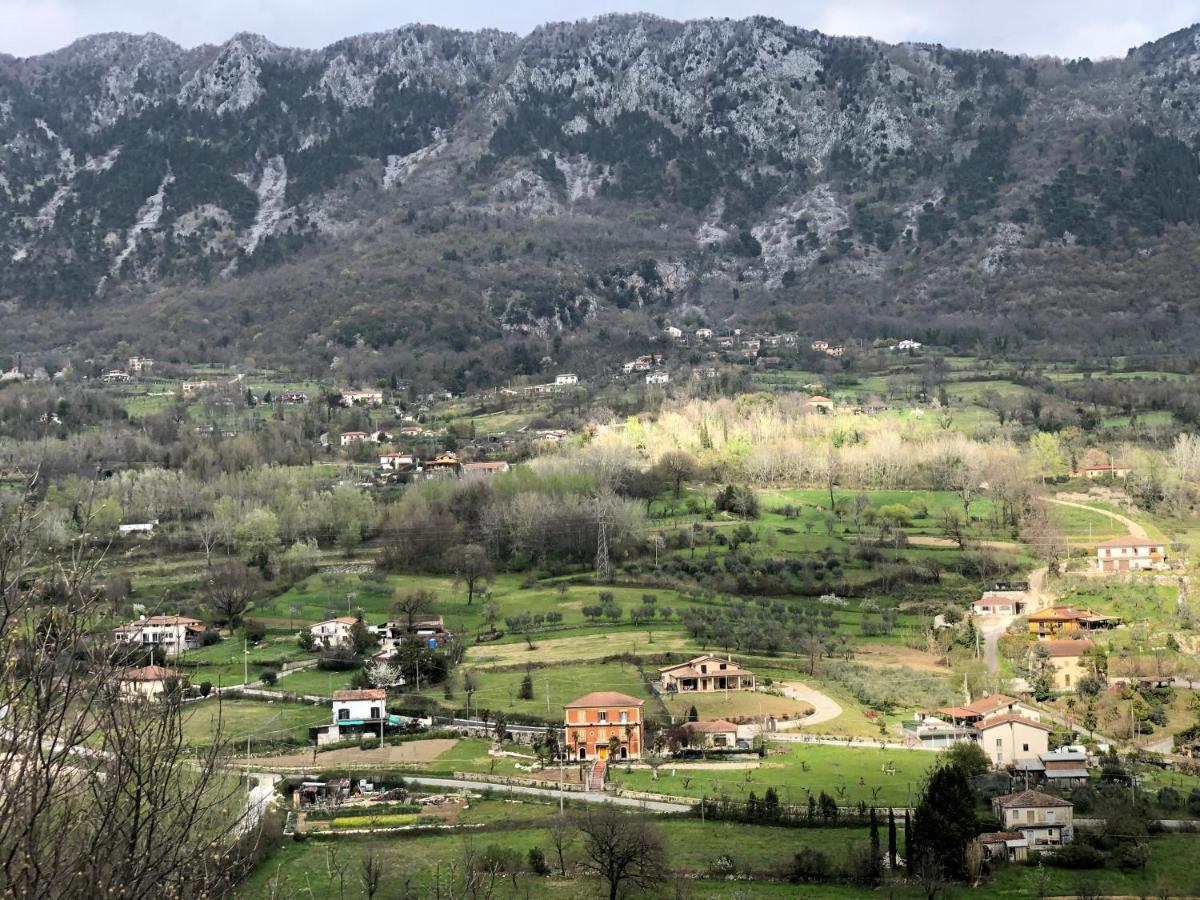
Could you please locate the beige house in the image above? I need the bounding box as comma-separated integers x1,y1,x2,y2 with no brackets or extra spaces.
976,714,1051,767
118,665,184,699
679,719,739,749
807,395,834,413
660,655,755,693
992,790,1074,846
1096,537,1167,572
1036,639,1094,691
113,615,206,657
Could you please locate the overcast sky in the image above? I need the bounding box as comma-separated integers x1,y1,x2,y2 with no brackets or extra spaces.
3,0,1199,59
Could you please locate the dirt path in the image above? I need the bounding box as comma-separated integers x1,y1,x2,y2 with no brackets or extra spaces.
906,535,1023,551
779,682,842,727
1042,496,1148,539
250,738,458,769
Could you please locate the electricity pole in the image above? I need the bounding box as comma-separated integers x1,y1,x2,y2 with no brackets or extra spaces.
595,511,611,582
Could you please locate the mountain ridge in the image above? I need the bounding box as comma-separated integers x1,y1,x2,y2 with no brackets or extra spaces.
4,15,1200,385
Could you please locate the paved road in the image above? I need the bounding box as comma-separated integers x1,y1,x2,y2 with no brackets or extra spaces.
243,773,281,833
779,682,843,728
399,776,694,813
1042,497,1148,539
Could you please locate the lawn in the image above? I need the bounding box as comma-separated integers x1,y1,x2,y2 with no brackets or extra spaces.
659,687,813,724
427,659,652,720
180,698,326,748
613,743,937,809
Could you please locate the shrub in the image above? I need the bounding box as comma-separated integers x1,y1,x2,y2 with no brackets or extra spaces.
789,848,831,883
527,847,550,875
260,670,278,687
318,646,358,671
243,620,267,644
1045,843,1105,869
1188,788,1200,818
1156,786,1180,811
200,630,223,647
198,681,212,697
360,737,381,751
1114,841,1151,871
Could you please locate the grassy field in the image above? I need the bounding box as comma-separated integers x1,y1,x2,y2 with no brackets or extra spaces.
659,687,813,724
613,743,936,809
181,698,327,747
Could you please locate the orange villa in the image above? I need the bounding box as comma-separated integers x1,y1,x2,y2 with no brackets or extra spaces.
564,691,644,761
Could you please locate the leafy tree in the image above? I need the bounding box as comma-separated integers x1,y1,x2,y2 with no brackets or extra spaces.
910,763,977,882
519,671,535,701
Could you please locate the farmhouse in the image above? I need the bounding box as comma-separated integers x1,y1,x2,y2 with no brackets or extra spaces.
181,380,221,398
339,431,369,447
310,616,359,648
1026,606,1119,637
372,616,451,655
978,832,1029,863
659,655,756,693
646,372,669,385
1095,536,1167,572
462,461,510,477
1079,463,1131,479
992,790,1074,846
118,665,184,699
127,356,154,373
101,370,130,383
695,328,713,339
113,615,206,656
1011,746,1091,787
679,719,739,749
663,326,683,339
972,590,1026,617
1035,639,1095,691
379,452,417,471
339,389,383,407
564,692,644,761
925,694,1050,766
807,395,834,413
554,373,579,385
311,689,398,745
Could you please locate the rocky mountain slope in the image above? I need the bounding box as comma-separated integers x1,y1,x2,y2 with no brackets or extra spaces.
4,15,1200,381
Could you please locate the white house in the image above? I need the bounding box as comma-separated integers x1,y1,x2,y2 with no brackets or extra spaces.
646,372,669,385
379,452,416,471
695,328,713,340
113,616,206,657
118,665,184,699
554,373,579,385
1095,537,1167,572
663,326,683,339
313,689,395,745
127,356,154,373
906,694,1049,766
340,431,370,447
339,389,384,407
310,616,359,648
118,521,157,535
895,339,923,351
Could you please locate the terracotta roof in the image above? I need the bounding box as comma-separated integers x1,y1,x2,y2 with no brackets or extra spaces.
332,689,386,702
119,665,179,682
976,714,1052,732
564,691,645,708
315,617,358,626
1038,639,1094,657
1081,464,1127,471
682,719,738,733
978,832,1025,843
1027,606,1099,621
462,461,508,470
993,789,1072,809
1096,537,1164,548
808,395,832,403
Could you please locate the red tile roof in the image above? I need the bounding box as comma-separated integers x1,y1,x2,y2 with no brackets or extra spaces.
1096,537,1164,548
1039,639,1094,658
332,689,386,702
564,691,645,708
978,831,1025,843
976,714,1051,732
993,789,1072,809
119,665,180,682
682,719,738,733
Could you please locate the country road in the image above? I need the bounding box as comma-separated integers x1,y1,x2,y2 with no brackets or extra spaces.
399,776,694,813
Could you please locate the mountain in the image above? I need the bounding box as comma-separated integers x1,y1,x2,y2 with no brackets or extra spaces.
4,15,1200,386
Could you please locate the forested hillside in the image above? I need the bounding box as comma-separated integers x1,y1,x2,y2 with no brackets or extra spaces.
5,16,1200,386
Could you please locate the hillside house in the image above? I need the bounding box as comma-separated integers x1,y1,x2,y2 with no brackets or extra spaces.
919,694,1050,766
695,328,713,339
992,790,1073,846
462,461,510,477
679,719,739,749
310,689,398,745
371,616,451,656
1011,746,1090,788
181,380,221,398
978,832,1029,863
379,452,417,471
1079,464,1131,479
807,395,834,413
339,389,383,407
339,431,369,447
564,692,644,761
1096,536,1167,572
554,373,579,385
113,615,206,657
426,452,460,475
660,655,755,693
895,339,923,351
1026,606,1118,637
972,590,1026,616
118,665,184,699
646,372,669,385
127,356,154,373
663,326,683,339
810,340,829,351
102,370,130,383
310,617,359,648
1035,639,1095,691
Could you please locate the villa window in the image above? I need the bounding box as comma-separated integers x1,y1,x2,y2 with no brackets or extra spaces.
619,711,628,723
598,711,607,724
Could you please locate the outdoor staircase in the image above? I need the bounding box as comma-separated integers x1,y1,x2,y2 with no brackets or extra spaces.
588,759,607,791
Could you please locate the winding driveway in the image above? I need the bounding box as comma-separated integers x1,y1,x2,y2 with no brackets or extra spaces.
1041,496,1149,539
778,682,843,728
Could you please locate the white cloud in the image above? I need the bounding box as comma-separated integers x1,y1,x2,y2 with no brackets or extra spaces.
0,0,1195,59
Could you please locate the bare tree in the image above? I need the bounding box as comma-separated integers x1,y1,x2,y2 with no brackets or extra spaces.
449,544,493,606
0,478,264,900
573,806,667,900
360,849,384,899
391,587,435,628
546,815,577,876
204,559,260,628
655,451,696,498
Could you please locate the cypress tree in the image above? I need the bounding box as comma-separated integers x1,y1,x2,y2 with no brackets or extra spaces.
869,806,881,880
888,808,898,870
904,809,912,867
